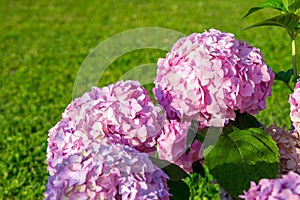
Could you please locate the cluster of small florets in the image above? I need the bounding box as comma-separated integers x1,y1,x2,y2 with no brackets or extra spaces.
45,139,169,200
289,79,300,164
264,123,300,175
240,171,300,199
290,81,300,134
45,80,169,199
157,120,203,172
47,80,165,175
154,29,274,127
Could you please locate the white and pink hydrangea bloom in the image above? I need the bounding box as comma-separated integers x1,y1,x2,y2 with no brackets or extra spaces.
154,29,274,127
240,171,300,199
290,80,300,134
46,80,165,175
45,139,169,200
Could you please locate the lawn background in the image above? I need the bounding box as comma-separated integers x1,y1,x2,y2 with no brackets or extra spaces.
0,0,299,199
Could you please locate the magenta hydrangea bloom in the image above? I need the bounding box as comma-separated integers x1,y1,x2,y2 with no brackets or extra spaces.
157,120,203,173
264,123,300,175
240,171,300,199
154,29,274,127
47,80,165,175
289,80,300,134
45,140,170,200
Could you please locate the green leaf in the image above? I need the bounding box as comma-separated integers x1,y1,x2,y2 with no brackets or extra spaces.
296,22,300,30
283,0,290,10
289,0,300,13
168,180,190,200
149,157,189,181
243,13,300,33
275,68,293,83
232,111,261,130
242,0,287,19
192,160,205,176
204,128,280,198
195,112,261,142
292,75,300,83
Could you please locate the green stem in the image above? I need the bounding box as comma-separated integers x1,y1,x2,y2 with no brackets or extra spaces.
292,37,298,80
284,82,294,92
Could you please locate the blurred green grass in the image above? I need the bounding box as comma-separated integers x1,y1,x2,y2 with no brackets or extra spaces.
0,0,298,198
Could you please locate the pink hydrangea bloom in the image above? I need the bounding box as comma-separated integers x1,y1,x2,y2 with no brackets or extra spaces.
154,29,274,127
240,171,300,199
289,80,300,133
264,123,300,175
45,140,170,200
47,80,165,175
292,131,300,160
157,120,203,173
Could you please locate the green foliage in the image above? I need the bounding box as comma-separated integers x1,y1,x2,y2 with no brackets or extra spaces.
168,180,190,200
194,113,261,143
243,13,300,37
151,157,191,199
150,157,189,181
231,112,262,130
192,160,205,177
242,0,287,18
275,68,294,83
204,128,280,198
288,0,300,13
243,0,300,99
243,0,300,59
243,0,300,18
184,165,220,200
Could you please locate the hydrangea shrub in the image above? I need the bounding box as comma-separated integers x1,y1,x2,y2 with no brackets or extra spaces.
45,26,300,200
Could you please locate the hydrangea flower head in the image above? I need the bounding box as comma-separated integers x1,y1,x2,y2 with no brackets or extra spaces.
45,140,170,200
240,171,300,199
264,123,300,175
154,29,274,127
289,80,300,133
47,80,165,175
157,120,203,172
